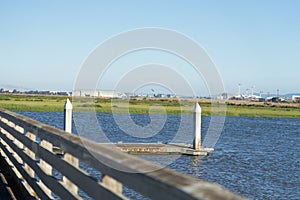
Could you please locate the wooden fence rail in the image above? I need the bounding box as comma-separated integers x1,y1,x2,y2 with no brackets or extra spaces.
0,108,245,200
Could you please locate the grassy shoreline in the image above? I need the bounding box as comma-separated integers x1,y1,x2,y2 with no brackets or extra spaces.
0,94,299,118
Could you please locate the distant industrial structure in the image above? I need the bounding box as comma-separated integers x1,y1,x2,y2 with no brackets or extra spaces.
1,87,300,103
72,90,126,98
217,84,300,103
72,90,179,99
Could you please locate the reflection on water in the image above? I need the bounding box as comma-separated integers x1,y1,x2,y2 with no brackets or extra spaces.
19,112,300,200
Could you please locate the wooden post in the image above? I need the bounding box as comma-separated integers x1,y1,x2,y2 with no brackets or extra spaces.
64,98,72,133
63,99,78,196
193,102,201,150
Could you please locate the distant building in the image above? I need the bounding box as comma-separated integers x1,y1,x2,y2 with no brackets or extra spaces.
292,95,300,103
72,90,126,98
217,93,228,100
247,95,265,102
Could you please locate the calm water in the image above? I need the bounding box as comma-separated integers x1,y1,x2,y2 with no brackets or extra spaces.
19,112,300,200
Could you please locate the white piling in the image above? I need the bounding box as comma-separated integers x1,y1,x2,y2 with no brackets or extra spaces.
64,98,72,133
193,102,201,150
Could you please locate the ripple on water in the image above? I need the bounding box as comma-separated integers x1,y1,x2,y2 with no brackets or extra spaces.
19,113,300,200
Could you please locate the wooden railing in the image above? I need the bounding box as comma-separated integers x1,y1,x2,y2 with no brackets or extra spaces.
0,108,245,200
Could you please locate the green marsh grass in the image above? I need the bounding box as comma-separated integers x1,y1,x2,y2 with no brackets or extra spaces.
0,94,299,118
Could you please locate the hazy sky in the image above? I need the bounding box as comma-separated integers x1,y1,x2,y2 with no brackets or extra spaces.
0,1,299,95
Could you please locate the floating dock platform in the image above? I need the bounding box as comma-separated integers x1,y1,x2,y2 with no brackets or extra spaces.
107,143,214,156
54,143,214,156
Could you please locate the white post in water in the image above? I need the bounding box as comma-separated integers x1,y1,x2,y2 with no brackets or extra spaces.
64,98,72,133
193,102,201,150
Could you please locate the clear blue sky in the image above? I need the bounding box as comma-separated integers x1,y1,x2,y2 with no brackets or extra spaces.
0,0,299,95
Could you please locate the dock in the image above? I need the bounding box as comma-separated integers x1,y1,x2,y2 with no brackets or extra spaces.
111,143,214,156
0,105,245,200
53,143,214,156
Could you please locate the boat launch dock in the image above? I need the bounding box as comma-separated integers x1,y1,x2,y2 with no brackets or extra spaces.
112,143,214,156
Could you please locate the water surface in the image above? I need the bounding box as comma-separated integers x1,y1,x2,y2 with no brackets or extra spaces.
19,112,300,200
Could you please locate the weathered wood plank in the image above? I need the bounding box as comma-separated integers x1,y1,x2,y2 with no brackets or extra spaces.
39,140,53,198
0,139,48,199
62,153,79,197
0,118,125,200
0,129,75,200
36,145,125,200
0,148,35,200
